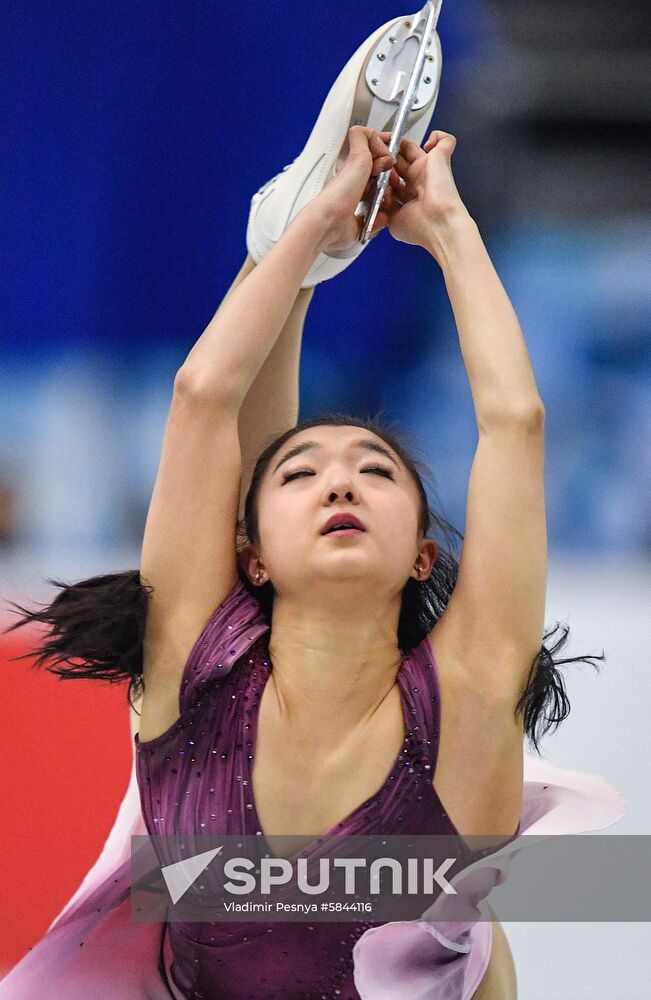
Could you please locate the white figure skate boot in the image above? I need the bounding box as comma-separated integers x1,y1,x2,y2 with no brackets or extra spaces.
246,1,444,288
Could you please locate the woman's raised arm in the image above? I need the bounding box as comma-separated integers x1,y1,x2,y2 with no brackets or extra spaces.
136,209,335,742
211,255,314,522
386,131,546,838
423,199,546,704
137,128,399,741
425,204,545,840
389,132,546,702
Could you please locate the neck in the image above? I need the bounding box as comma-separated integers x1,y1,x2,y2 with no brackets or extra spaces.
266,590,404,734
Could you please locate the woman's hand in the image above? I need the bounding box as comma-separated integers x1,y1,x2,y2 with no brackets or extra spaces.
309,126,396,252
385,130,470,251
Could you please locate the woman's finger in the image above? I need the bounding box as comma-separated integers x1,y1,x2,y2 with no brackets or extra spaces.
371,154,395,177
394,151,422,188
381,184,396,211
347,125,376,158
370,132,394,163
394,151,412,176
385,180,406,206
388,170,410,205
398,137,425,163
392,151,408,179
424,130,457,153
373,130,393,151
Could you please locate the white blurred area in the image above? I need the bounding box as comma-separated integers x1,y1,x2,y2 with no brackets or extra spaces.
506,556,651,1000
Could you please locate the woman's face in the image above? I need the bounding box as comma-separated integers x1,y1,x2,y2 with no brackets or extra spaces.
250,425,432,598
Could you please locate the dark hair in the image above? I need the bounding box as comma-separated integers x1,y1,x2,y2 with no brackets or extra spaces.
2,569,152,711
2,412,604,753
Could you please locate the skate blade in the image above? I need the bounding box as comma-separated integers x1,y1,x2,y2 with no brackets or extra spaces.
358,0,443,244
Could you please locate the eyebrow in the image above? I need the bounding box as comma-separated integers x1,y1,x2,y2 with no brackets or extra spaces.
272,439,401,475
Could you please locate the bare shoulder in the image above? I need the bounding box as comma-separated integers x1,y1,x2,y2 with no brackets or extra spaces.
426,623,524,840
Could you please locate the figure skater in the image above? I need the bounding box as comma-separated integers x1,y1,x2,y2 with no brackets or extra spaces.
1,7,625,999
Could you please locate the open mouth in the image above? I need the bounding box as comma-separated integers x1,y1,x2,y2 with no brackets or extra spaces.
321,513,367,535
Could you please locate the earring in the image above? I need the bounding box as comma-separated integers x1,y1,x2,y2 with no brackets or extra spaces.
415,561,422,576
256,569,263,584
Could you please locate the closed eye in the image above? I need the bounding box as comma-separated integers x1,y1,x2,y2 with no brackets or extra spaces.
362,465,394,479
281,465,395,484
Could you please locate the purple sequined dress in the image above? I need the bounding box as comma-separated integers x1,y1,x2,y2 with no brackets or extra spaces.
134,579,482,999
0,580,627,1000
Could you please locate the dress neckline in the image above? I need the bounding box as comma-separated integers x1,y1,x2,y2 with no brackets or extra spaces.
247,651,413,862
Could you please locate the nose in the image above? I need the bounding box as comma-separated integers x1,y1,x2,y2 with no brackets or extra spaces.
323,471,357,504
327,488,354,502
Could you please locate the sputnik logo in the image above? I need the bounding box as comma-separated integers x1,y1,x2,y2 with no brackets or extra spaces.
161,846,223,904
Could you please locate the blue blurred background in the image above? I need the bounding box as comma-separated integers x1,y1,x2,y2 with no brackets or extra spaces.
2,0,649,565
1,3,650,994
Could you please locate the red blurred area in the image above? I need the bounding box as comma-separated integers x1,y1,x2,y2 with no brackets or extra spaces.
0,622,132,975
